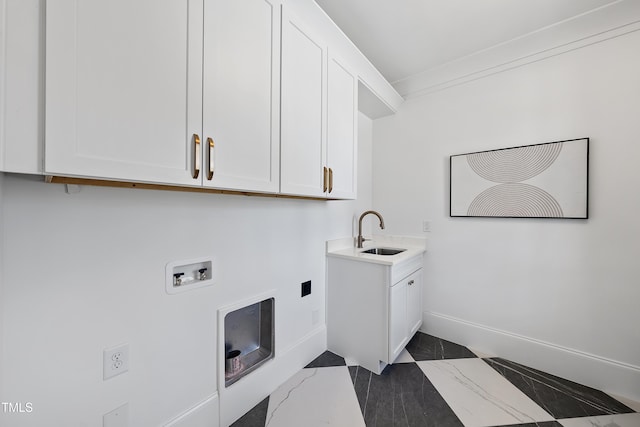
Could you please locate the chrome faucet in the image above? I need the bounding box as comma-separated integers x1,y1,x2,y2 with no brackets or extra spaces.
357,210,385,248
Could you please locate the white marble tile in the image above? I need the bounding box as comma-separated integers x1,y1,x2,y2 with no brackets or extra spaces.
344,356,359,366
559,412,640,427
392,348,415,364
265,366,364,427
417,358,554,427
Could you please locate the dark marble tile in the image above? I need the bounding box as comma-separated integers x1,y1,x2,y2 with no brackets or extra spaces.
405,332,477,361
231,396,269,427
349,364,357,384
305,350,346,368
348,366,368,416
349,363,463,427
485,358,635,419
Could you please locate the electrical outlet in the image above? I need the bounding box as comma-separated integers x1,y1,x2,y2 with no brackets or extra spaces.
301,280,311,297
422,220,431,232
103,344,129,380
103,403,129,427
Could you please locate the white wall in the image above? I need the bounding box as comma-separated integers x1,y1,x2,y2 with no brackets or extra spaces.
0,113,373,427
0,173,5,408
373,30,640,401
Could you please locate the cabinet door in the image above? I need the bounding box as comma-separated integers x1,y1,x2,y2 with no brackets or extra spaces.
45,0,203,186
0,0,42,174
201,0,279,193
407,269,423,336
388,279,408,363
326,54,357,200
280,7,326,198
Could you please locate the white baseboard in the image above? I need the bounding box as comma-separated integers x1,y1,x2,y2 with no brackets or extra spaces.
218,326,327,427
422,311,640,403
163,393,219,427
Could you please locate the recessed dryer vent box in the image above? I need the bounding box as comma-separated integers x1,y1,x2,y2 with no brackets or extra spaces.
223,297,274,387
165,256,214,294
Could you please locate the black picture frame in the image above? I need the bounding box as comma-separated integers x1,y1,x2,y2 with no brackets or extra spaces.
449,138,589,219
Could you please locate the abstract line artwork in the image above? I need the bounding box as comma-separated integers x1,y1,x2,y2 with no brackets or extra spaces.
450,138,589,218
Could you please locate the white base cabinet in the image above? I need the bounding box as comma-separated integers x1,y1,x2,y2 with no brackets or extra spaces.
327,254,423,374
389,268,423,362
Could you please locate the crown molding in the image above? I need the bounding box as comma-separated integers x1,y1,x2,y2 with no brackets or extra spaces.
393,0,640,99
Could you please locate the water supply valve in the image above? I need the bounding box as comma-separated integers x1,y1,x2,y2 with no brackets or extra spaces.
173,272,184,287
165,256,214,294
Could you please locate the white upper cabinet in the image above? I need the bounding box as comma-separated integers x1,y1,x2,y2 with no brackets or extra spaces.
280,6,358,200
201,0,280,193
45,0,280,192
34,0,367,197
0,0,43,174
45,0,204,186
4,0,401,198
279,7,326,198
326,53,357,200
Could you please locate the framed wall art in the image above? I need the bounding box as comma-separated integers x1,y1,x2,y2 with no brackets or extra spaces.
450,138,589,219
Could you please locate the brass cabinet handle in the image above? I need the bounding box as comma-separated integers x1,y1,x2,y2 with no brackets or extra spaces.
323,167,328,193
207,137,215,181
192,134,201,179
328,168,334,193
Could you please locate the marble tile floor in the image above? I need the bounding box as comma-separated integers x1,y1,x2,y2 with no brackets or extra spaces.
231,332,640,427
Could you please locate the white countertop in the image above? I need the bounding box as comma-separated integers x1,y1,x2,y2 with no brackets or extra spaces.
326,235,427,266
